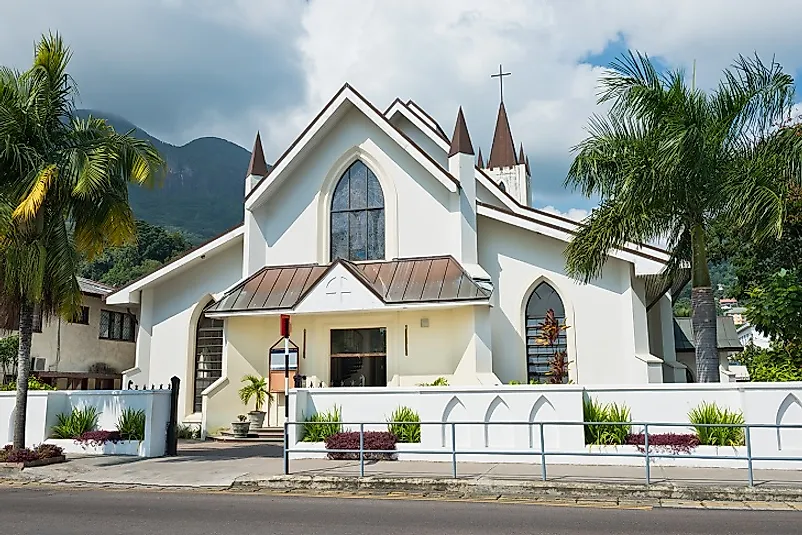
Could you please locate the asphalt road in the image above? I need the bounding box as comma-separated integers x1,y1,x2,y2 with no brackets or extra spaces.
0,487,799,535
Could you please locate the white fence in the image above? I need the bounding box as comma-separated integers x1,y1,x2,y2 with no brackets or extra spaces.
0,389,172,457
288,383,802,469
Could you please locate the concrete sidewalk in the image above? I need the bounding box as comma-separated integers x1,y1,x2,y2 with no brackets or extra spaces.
5,441,802,505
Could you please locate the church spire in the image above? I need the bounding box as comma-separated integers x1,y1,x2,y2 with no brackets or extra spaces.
487,102,516,168
448,107,474,157
246,131,269,177
518,142,525,165
476,147,484,168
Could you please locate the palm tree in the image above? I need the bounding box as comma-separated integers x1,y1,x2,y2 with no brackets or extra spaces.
565,52,802,382
0,33,165,448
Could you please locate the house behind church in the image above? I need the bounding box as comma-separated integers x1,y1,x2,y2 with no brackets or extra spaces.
107,84,702,432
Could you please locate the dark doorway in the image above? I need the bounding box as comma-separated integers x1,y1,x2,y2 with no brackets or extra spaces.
330,328,387,387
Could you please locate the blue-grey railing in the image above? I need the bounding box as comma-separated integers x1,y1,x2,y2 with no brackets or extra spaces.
283,420,802,487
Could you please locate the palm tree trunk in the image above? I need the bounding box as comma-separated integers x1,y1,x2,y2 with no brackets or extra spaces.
13,301,34,449
690,225,720,382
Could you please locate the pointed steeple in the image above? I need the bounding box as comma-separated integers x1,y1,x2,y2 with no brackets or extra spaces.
448,107,475,157
476,147,484,168
246,131,269,177
487,102,516,168
525,155,531,175
518,142,525,165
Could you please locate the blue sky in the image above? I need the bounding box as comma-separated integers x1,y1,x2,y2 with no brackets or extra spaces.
3,1,802,219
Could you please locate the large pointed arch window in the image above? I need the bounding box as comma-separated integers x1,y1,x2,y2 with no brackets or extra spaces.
193,314,223,413
525,282,568,384
330,160,385,261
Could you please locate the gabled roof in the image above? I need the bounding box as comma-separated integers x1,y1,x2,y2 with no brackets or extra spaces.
245,84,459,211
488,102,517,168
205,256,490,315
674,316,743,352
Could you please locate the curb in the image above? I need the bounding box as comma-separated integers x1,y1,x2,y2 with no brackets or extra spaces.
233,475,802,504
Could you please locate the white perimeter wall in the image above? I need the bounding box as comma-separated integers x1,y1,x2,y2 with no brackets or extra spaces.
0,389,171,457
289,383,802,468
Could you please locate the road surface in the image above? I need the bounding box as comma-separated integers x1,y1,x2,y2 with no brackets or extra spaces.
0,486,798,534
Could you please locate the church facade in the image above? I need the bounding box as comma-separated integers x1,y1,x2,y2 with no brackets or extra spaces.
107,85,688,432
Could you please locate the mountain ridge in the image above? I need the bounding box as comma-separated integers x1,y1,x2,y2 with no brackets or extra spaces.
76,109,253,240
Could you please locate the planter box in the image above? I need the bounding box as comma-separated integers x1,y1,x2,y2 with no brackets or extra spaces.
45,439,144,457
575,444,748,468
0,455,66,473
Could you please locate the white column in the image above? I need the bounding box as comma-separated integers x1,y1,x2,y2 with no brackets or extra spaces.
448,153,478,266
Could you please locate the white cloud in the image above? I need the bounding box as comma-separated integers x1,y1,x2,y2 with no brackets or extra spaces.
540,206,590,222
4,0,802,211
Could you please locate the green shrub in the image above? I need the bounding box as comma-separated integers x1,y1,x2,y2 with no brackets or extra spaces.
387,406,421,443
177,423,200,440
418,377,449,387
738,343,802,382
688,402,745,446
583,396,631,445
302,406,343,442
0,376,56,391
51,406,100,439
117,408,146,441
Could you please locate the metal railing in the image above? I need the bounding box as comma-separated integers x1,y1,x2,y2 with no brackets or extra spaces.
283,420,802,487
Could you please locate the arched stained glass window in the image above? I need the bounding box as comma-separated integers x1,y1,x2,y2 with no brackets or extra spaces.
525,282,568,384
330,160,385,261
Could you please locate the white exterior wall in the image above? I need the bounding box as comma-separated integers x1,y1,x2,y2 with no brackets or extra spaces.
388,114,448,168
0,389,171,457
249,108,460,268
29,294,137,374
478,216,653,385
128,242,243,420
289,383,802,468
203,306,490,432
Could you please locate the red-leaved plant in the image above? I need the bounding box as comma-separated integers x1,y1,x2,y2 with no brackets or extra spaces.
324,431,397,460
535,309,571,384
76,430,122,447
625,433,700,455
0,443,64,463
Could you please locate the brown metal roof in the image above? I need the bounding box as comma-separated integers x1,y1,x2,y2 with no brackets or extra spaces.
448,107,474,157
206,256,490,314
488,102,517,169
477,147,484,168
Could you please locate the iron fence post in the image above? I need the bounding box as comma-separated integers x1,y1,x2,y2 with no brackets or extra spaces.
539,422,547,481
284,421,289,475
745,424,754,487
451,423,457,478
644,423,650,486
359,423,365,478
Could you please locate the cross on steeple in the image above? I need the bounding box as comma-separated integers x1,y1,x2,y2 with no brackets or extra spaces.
491,64,511,103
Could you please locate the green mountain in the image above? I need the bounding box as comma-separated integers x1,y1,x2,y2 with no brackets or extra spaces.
76,109,253,240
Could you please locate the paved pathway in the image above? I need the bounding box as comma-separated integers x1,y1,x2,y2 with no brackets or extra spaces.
12,440,802,490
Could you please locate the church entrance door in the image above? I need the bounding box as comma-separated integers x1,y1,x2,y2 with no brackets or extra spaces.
330,327,387,387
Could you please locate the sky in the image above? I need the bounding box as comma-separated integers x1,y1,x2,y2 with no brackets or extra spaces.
3,0,802,218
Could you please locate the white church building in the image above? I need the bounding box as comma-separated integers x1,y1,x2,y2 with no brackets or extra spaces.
107,84,691,432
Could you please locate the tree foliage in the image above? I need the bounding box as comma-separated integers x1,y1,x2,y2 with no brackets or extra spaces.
0,33,165,448
79,220,191,286
565,51,802,382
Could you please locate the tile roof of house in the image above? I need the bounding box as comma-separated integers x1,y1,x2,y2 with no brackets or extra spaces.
673,316,743,352
206,256,491,314
77,277,116,296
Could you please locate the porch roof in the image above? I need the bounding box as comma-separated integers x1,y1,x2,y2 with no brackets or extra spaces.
205,255,491,315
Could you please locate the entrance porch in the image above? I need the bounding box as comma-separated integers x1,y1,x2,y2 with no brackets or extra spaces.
197,256,497,432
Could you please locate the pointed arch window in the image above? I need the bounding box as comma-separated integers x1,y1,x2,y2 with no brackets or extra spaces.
193,314,223,413
525,282,567,384
330,160,385,261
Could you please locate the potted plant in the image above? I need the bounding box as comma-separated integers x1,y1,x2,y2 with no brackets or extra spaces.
231,415,250,438
239,374,272,430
